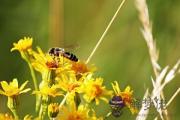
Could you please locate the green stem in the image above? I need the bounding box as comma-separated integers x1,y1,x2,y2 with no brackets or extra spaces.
7,97,19,120
11,108,19,120
59,92,69,108
21,52,38,91
38,70,52,120
27,61,41,112
28,62,38,91
21,52,39,112
47,70,52,84
42,70,52,85
38,95,49,119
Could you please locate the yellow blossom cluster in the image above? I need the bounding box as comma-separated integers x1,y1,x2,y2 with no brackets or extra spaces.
0,37,138,120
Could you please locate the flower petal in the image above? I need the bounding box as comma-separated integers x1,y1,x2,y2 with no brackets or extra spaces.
112,81,121,94
1,81,10,91
20,81,29,91
0,89,5,95
124,86,131,92
20,88,31,94
11,78,18,88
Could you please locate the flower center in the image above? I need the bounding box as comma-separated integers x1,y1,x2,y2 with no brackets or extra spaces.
93,85,103,97
68,83,79,92
121,93,132,103
46,61,58,68
72,62,88,74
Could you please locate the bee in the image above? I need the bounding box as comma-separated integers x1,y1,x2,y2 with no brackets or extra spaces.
48,47,78,62
109,96,125,117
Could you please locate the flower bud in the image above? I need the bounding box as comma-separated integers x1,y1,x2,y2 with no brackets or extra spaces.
48,103,59,118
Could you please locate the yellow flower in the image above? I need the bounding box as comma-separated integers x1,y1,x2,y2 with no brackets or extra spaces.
48,103,59,118
0,79,31,97
0,113,14,120
58,99,101,120
11,37,33,52
31,47,59,74
79,78,112,105
71,61,96,75
55,57,75,79
56,73,81,92
0,79,30,119
33,83,63,97
58,101,94,120
71,61,96,81
111,81,138,114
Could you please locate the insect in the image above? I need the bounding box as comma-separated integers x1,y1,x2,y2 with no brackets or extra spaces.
109,96,125,117
48,47,78,62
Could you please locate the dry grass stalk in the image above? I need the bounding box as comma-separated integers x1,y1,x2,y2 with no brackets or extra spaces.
86,0,126,64
152,60,180,99
151,61,180,119
136,89,150,120
135,0,160,77
166,88,180,108
135,0,180,120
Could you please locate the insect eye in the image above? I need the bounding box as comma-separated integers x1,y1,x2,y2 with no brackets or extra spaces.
55,48,60,51
49,48,54,51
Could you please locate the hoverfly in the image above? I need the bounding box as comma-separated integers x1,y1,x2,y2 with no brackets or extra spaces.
109,96,125,117
48,47,78,62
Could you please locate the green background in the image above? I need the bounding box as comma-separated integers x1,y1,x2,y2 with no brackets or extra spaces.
0,0,179,119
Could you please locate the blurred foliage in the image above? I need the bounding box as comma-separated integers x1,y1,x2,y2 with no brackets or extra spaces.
0,0,179,119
